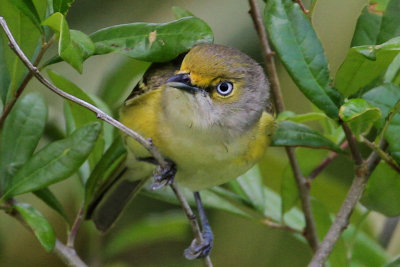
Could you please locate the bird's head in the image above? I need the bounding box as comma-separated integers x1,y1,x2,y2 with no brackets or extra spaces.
163,43,270,137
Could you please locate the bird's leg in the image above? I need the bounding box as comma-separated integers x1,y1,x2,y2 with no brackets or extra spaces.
151,160,176,190
184,191,213,259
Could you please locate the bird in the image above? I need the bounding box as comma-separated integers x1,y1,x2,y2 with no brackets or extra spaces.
89,43,274,259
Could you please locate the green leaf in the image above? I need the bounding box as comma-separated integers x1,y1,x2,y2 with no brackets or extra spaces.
281,167,299,218
361,162,400,216
13,203,56,251
90,17,213,62
335,36,400,97
9,0,44,32
339,98,381,138
362,84,400,164
42,13,95,73
370,0,391,11
0,93,47,194
105,212,188,258
0,0,41,104
351,6,382,47
98,57,150,109
236,166,267,213
363,83,400,129
34,188,69,222
377,0,400,44
311,199,348,267
52,0,75,15
172,6,195,19
264,0,341,118
84,137,126,211
384,53,400,83
2,122,101,198
271,121,343,153
383,255,400,267
47,70,104,170
0,37,10,103
277,110,328,123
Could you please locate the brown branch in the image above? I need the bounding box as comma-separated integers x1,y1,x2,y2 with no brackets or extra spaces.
308,141,349,180
261,218,303,234
341,122,363,165
0,16,212,266
0,35,55,129
293,0,310,14
309,139,387,266
248,0,319,252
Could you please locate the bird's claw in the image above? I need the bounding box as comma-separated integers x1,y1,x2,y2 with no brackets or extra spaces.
183,233,213,259
151,162,176,190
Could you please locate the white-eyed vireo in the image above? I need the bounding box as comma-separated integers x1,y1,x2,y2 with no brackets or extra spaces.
91,43,274,258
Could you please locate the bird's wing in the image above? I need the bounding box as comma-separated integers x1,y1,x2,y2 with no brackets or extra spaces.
124,54,185,104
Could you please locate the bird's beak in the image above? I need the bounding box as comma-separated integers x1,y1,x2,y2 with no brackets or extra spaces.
166,73,201,94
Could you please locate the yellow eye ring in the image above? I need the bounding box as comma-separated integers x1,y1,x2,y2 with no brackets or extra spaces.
216,82,233,96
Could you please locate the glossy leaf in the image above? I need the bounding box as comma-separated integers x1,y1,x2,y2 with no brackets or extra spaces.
236,166,267,213
9,0,43,31
311,199,348,267
277,110,328,123
361,162,400,216
34,188,69,222
53,0,75,15
172,6,195,19
377,0,400,44
363,83,400,129
339,98,381,138
2,122,101,198
0,93,47,194
271,121,343,153
351,6,382,47
0,0,41,103
264,0,341,118
98,57,150,109
47,70,104,170
363,84,400,163
335,37,400,96
84,137,126,211
105,212,188,258
14,203,56,251
42,13,95,73
90,17,213,62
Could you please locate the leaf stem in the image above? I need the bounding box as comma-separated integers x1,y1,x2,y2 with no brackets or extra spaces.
293,0,310,14
67,205,85,248
307,141,349,180
361,137,400,173
248,0,319,252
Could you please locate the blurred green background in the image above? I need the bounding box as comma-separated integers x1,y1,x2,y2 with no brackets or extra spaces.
1,0,398,266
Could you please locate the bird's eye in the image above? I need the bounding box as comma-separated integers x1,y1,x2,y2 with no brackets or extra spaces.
216,82,233,96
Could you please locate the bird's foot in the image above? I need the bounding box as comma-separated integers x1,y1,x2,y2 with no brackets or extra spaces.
184,231,213,259
151,161,176,190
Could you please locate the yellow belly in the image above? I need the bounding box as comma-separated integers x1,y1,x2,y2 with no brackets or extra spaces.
119,89,275,191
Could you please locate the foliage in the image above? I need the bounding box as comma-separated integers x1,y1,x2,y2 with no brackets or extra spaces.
1,0,400,266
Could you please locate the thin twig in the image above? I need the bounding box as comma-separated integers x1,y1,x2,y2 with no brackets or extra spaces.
170,184,213,267
293,0,310,14
309,139,387,266
308,141,348,180
261,218,303,234
0,35,55,129
341,122,363,165
248,0,319,252
362,137,400,173
0,16,211,266
6,198,87,267
67,205,85,248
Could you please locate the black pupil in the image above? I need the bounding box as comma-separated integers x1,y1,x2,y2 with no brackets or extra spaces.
219,83,229,92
